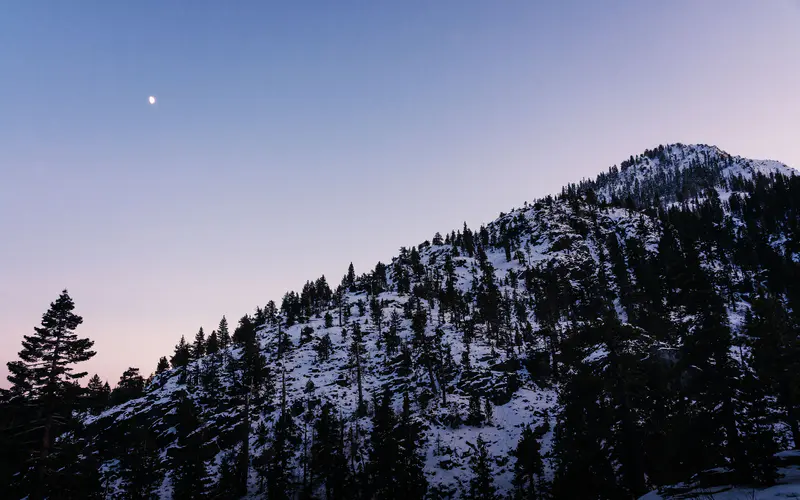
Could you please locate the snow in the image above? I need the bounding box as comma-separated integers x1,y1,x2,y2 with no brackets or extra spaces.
640,464,800,499
77,143,799,498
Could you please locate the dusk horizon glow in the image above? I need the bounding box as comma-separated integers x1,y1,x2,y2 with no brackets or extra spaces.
2,1,799,387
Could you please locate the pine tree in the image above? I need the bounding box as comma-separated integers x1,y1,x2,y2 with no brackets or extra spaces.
4,290,96,497
232,314,256,345
217,316,231,349
349,322,367,414
367,389,399,497
192,327,206,359
467,394,484,426
215,450,241,499
206,330,220,355
512,424,547,499
434,340,458,404
155,356,170,374
315,333,333,362
386,310,402,356
672,241,745,481
85,374,110,414
111,367,145,405
301,326,314,345
411,305,438,394
226,314,275,497
200,349,222,399
118,417,161,500
551,360,620,499
748,293,800,448
171,393,212,499
395,393,428,499
311,402,350,500
483,397,493,426
51,433,105,499
171,335,191,369
346,262,356,291
264,410,296,500
370,298,384,341
467,435,498,500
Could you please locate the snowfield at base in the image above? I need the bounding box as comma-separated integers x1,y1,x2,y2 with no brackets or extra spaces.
641,453,800,499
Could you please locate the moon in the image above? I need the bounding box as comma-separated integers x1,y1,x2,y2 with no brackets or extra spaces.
148,96,156,105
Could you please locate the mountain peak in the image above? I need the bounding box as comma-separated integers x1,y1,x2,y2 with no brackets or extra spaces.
573,143,796,207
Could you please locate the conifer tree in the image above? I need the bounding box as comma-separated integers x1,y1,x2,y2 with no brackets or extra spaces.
551,360,619,499
434,340,458,404
512,424,547,499
215,450,241,499
370,298,384,341
312,402,350,500
111,367,145,405
85,374,110,413
463,223,475,257
232,314,256,345
467,394,484,426
192,327,206,359
467,435,498,500
483,397,493,426
395,392,428,499
171,393,212,499
386,310,402,356
118,418,161,500
748,293,800,448
155,356,170,374
47,428,105,499
411,305,438,393
217,316,231,349
171,335,191,369
672,241,745,481
206,330,220,355
367,389,398,497
315,333,333,362
346,263,357,291
4,290,96,497
264,409,296,500
301,326,314,345
349,323,367,414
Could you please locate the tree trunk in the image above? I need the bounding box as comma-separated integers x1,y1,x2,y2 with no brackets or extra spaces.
239,379,251,496
355,348,364,412
781,383,800,449
31,411,54,500
35,331,65,499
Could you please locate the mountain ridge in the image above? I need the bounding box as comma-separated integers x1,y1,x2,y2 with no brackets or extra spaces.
5,143,800,499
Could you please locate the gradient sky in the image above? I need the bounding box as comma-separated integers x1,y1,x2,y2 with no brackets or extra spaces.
1,0,799,387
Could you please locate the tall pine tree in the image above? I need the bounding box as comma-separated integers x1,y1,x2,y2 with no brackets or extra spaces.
4,290,96,498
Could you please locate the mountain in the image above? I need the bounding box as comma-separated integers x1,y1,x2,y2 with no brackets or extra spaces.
3,143,800,499
580,143,795,207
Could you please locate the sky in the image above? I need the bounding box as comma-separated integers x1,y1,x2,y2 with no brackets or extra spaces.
1,0,799,387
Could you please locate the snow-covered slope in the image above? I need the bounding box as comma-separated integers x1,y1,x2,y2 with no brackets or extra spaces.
78,144,800,499
575,143,796,207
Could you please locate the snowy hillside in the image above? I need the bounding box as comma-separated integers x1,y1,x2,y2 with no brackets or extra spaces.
48,144,800,499
574,143,796,208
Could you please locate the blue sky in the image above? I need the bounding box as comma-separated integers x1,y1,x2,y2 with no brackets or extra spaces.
2,1,799,385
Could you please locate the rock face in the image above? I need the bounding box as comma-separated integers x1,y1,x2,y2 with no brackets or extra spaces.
79,144,800,499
